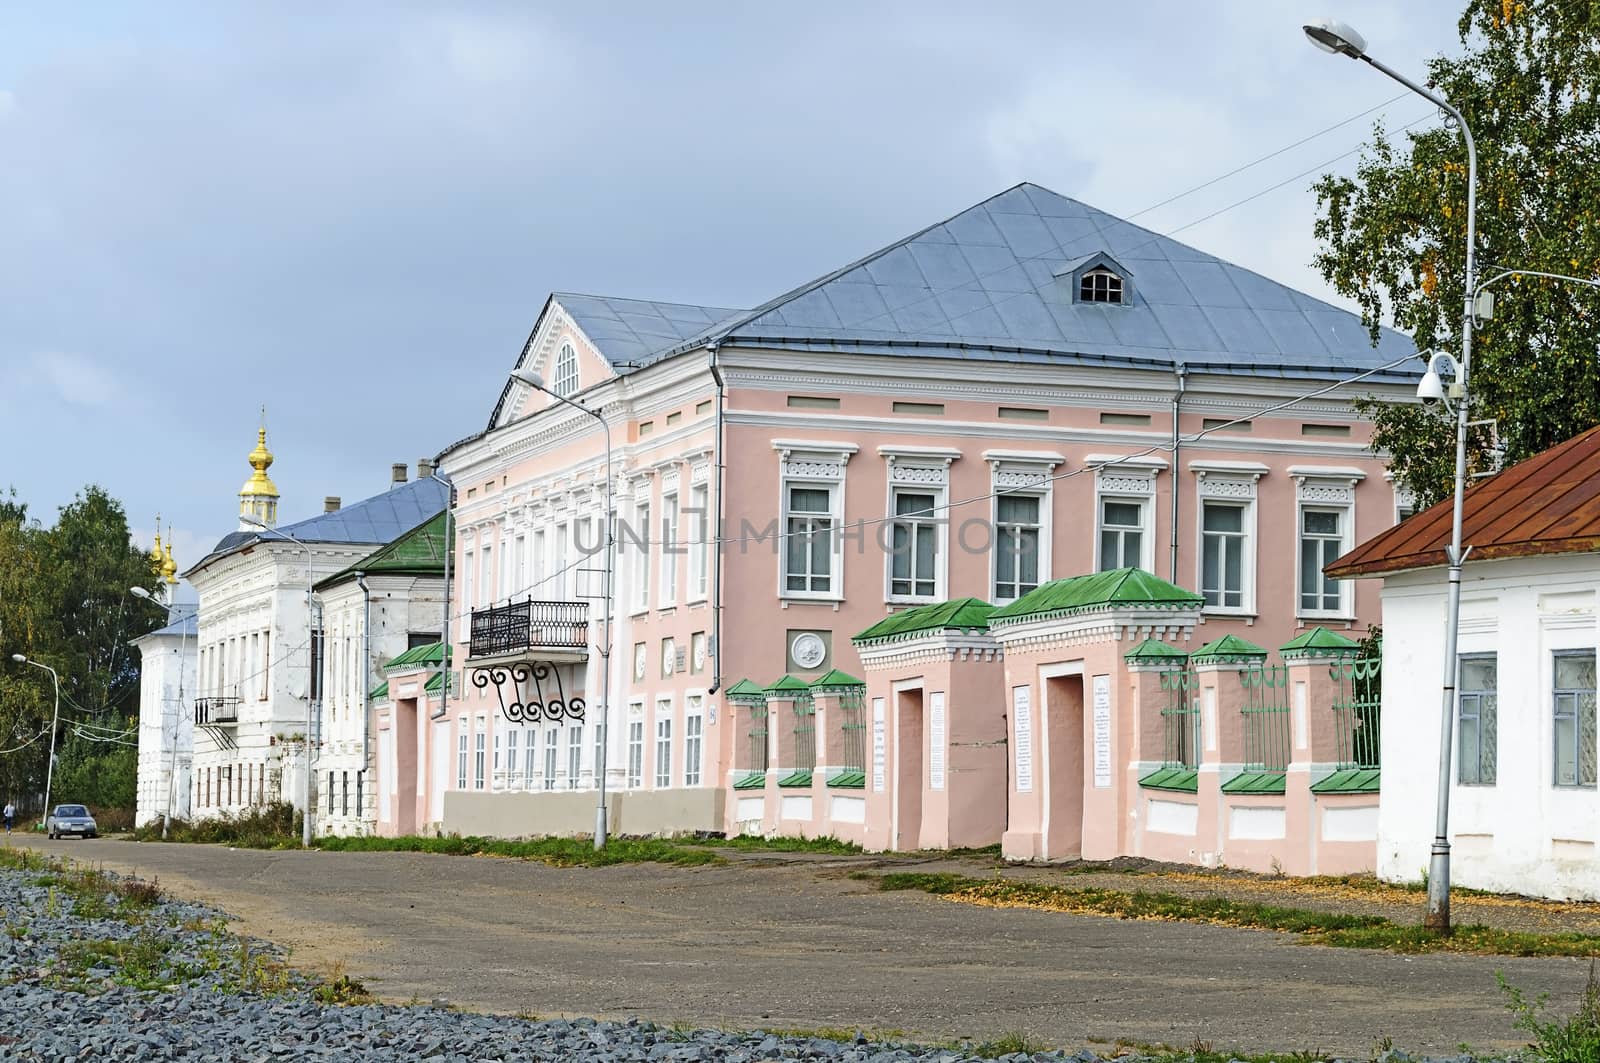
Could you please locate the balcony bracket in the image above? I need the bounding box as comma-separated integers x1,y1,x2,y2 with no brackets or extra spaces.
471,662,586,724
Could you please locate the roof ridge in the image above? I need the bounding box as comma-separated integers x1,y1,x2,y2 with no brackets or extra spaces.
674,183,1045,353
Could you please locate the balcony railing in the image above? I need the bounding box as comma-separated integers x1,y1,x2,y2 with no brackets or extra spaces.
469,599,590,660
194,696,241,726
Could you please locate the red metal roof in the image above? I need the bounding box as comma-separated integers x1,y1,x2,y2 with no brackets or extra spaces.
1327,424,1600,579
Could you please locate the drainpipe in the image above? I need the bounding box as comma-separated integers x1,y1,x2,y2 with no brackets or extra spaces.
707,342,725,697
355,571,371,824
1168,363,1187,583
429,472,454,721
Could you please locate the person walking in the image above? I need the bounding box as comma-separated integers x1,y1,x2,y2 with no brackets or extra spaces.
2,802,13,834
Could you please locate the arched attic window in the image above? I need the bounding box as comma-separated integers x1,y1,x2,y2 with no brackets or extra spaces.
552,343,579,397
1079,267,1124,304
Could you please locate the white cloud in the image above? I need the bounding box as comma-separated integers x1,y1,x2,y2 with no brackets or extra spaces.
33,350,117,406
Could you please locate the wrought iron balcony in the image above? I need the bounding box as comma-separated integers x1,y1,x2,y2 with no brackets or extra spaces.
468,599,590,662
194,696,241,726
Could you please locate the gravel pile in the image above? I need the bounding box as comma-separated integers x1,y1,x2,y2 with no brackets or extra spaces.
0,864,1512,1062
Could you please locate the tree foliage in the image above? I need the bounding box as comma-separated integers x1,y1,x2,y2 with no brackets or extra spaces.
1314,0,1600,506
0,485,164,812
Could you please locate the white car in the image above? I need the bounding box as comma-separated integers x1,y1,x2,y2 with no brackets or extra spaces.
45,804,98,840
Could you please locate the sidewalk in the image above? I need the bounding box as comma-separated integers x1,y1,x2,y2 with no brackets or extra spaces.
716,847,1600,936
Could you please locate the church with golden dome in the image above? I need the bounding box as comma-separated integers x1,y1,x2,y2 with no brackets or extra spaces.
163,420,449,838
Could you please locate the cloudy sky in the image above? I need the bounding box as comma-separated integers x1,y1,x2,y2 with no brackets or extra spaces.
0,2,1460,590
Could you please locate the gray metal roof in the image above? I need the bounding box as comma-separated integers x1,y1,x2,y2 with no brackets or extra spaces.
555,293,744,371
664,182,1417,379
132,611,197,642
189,477,450,576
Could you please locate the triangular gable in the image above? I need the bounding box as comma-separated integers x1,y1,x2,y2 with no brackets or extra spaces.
489,293,744,430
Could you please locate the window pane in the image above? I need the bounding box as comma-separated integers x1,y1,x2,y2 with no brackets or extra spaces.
1202,535,1220,605
1100,529,1119,571
896,492,934,517
914,525,935,581
1103,501,1141,528
1303,510,1340,535
1018,529,1038,586
997,495,1038,524
1224,537,1241,594
1124,529,1141,568
1462,657,1497,690
1555,711,1577,786
791,487,829,514
1203,504,1242,533
1556,653,1596,691
1458,713,1480,785
1482,692,1498,784
809,521,831,579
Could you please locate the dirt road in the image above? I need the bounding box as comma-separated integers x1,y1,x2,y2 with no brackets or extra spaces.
22,837,1590,1055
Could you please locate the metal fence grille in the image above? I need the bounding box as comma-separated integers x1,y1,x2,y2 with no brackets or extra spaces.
1239,662,1292,774
836,687,867,773
1330,655,1381,771
748,702,769,774
1158,667,1200,769
793,693,816,774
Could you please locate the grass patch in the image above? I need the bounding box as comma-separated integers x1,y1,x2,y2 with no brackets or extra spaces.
130,803,302,850
315,833,723,868
56,932,181,990
1500,961,1600,1063
862,873,1600,957
679,833,864,855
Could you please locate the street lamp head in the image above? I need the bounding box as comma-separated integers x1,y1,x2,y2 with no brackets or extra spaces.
10,654,25,664
1304,18,1367,58
129,585,154,601
239,514,268,531
510,367,547,392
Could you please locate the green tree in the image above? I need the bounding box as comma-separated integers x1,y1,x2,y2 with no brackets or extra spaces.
0,485,161,813
1314,0,1600,507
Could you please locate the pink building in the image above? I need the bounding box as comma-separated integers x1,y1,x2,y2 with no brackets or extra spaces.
377,182,1413,866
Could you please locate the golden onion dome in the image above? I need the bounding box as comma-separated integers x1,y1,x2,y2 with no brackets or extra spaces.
238,427,280,500
161,528,178,585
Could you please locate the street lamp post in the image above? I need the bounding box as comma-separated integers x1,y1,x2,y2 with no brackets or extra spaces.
130,586,189,839
10,655,61,829
509,367,614,850
239,516,318,847
1305,18,1478,932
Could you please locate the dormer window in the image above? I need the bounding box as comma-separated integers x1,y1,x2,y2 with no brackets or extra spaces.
1080,268,1124,304
552,342,579,397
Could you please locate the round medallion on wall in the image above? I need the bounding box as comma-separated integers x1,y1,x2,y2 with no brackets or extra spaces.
692,635,707,671
790,632,826,670
633,644,647,681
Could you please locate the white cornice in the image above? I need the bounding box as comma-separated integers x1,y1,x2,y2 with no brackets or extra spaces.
1086,453,1170,470
1187,459,1272,476
876,444,963,461
983,449,1067,465
1287,465,1368,481
731,410,1378,462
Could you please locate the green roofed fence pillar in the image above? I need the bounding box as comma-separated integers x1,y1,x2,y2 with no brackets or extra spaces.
1190,635,1271,796
810,670,866,787
1279,628,1364,783
725,680,769,786
764,676,811,790
1125,640,1198,794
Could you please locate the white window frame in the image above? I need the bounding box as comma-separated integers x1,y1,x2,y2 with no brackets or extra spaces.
627,718,644,788
505,728,521,790
684,694,704,788
689,478,710,603
1290,468,1364,621
1191,463,1265,616
567,724,583,790
1090,456,1163,575
984,451,1061,603
522,726,538,786
775,441,856,602
661,490,679,607
473,717,487,790
880,447,958,605
655,696,673,789
478,543,493,608
552,342,579,398
492,730,504,791
544,725,559,791
631,495,652,615
456,718,468,790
